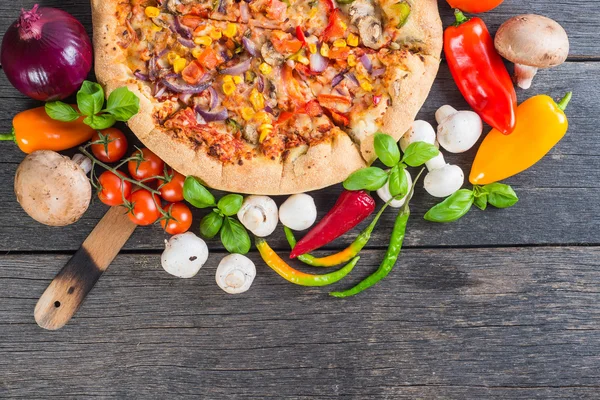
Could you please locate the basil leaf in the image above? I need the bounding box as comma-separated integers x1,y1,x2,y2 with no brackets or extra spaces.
401,142,439,167
200,211,224,239
45,102,80,122
104,87,140,121
424,189,474,223
473,194,488,211
217,194,244,216
374,132,401,168
343,167,389,191
83,114,116,130
485,183,519,209
77,81,105,116
221,217,251,254
183,176,216,208
388,164,408,198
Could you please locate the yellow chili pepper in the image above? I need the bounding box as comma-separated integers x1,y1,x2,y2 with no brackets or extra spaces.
256,238,360,287
470,92,572,185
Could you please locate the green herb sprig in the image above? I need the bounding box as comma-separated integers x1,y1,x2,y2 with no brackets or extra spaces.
424,183,519,223
344,132,439,198
183,176,250,254
45,81,140,130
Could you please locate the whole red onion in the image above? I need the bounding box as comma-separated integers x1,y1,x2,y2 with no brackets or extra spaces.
1,5,92,101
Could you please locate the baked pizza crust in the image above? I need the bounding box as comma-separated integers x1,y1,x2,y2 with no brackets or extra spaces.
91,0,442,195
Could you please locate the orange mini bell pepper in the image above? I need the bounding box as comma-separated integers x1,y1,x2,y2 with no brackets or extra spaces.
470,93,572,185
0,106,95,154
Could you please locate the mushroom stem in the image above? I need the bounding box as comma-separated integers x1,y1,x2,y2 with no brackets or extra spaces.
514,64,538,89
435,105,457,124
72,154,92,174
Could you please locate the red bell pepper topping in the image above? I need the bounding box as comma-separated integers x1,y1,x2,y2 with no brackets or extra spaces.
321,0,336,12
299,100,324,117
296,26,307,46
322,9,346,42
181,60,205,84
290,190,376,258
444,10,517,135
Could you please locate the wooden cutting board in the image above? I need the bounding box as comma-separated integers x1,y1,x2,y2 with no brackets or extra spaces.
34,207,137,330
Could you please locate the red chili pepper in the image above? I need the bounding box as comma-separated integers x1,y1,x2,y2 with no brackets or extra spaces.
444,10,517,135
290,190,376,258
295,26,307,46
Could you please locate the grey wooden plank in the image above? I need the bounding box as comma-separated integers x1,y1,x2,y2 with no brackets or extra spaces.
0,62,599,251
0,0,597,58
0,247,599,398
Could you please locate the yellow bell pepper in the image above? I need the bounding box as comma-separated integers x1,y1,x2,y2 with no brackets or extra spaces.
470,93,572,185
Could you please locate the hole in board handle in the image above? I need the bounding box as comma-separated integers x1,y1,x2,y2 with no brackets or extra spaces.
54,301,61,308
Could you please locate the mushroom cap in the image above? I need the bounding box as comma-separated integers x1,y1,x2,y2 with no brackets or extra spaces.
400,120,436,152
376,169,413,208
215,254,256,294
424,164,465,198
495,14,569,68
279,193,317,231
237,195,279,237
14,150,91,226
437,110,483,154
161,232,209,278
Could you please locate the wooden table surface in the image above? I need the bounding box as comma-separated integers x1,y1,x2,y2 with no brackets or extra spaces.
1,1,599,398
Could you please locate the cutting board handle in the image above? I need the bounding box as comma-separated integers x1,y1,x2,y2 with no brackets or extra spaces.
34,207,137,330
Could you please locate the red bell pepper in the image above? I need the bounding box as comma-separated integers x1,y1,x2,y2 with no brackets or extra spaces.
322,9,346,42
290,190,375,258
321,0,336,12
296,26,307,47
444,10,517,135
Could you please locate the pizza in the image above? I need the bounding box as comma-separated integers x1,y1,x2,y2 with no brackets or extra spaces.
91,0,442,194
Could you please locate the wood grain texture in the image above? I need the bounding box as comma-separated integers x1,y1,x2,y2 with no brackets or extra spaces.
0,0,599,398
1,248,599,398
34,207,136,330
1,62,599,252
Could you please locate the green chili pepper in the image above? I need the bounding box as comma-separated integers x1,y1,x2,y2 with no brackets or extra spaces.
330,206,409,297
330,168,425,298
392,1,412,28
284,200,392,268
256,237,360,286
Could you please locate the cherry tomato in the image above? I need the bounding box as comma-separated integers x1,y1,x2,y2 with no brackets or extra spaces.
98,171,132,206
160,202,193,234
159,169,186,202
447,0,504,13
91,128,128,163
128,148,165,182
128,189,161,226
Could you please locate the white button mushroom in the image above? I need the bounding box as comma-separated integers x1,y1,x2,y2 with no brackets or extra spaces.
495,15,569,90
161,232,209,278
423,164,465,198
237,195,279,237
400,121,465,198
14,150,92,226
215,254,256,294
400,120,437,152
435,105,483,153
376,168,413,208
279,193,317,231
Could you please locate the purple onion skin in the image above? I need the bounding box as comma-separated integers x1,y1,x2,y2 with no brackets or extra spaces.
1,6,92,101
